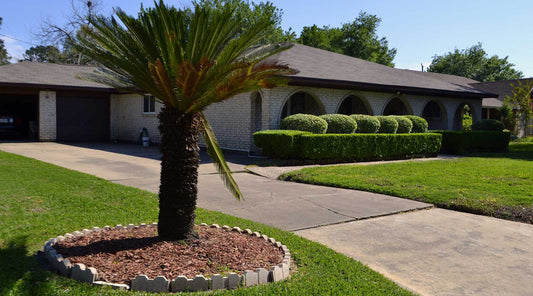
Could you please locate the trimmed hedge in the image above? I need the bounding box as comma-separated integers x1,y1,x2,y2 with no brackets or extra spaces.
389,116,413,133
433,130,511,154
405,115,428,133
350,114,380,133
320,114,357,134
471,119,505,131
253,130,311,158
280,114,328,134
254,130,442,162
376,116,399,133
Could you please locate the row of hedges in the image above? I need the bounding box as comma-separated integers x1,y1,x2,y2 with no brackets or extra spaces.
280,114,429,134
433,130,511,154
254,130,442,162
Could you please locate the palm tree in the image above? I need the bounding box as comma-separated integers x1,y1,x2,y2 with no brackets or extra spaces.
77,1,295,240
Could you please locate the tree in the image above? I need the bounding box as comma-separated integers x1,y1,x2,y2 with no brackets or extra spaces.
22,45,63,63
36,0,102,64
77,1,296,240
0,17,11,65
428,43,523,82
298,12,397,66
503,80,533,135
194,0,295,44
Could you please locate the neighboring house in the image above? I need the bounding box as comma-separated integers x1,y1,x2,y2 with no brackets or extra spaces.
0,45,501,151
472,78,533,137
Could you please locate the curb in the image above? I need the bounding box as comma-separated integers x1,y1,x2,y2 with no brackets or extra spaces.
43,223,291,292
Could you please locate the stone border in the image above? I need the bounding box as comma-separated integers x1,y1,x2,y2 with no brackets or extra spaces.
43,223,291,292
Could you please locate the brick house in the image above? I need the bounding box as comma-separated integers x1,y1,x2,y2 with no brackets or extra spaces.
0,44,499,151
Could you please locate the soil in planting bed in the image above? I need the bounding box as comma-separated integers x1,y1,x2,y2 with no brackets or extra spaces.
53,225,284,285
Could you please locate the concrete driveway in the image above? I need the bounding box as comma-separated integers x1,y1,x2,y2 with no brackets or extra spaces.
1,142,532,296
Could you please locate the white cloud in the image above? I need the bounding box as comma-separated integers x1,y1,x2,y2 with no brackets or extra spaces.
1,36,28,63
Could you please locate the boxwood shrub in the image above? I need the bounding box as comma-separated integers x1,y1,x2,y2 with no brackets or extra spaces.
405,115,428,133
254,130,442,162
350,114,380,133
376,116,399,133
297,133,442,161
471,119,505,131
433,130,511,154
253,130,311,158
319,114,357,134
280,114,328,134
389,116,413,133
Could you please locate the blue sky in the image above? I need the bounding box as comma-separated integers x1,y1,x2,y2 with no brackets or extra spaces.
1,0,532,77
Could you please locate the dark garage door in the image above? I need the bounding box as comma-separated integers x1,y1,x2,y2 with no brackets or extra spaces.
0,94,38,140
57,96,110,142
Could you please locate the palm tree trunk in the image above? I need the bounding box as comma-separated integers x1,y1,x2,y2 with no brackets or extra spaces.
157,107,201,240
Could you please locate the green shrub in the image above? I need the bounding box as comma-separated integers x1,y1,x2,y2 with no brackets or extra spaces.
350,114,380,133
433,130,511,154
405,115,428,133
462,113,472,131
376,116,398,133
319,114,357,134
253,130,311,158
297,133,442,161
389,116,413,133
280,114,328,134
471,119,505,131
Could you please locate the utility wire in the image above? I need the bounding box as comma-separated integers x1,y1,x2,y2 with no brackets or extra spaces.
0,33,37,46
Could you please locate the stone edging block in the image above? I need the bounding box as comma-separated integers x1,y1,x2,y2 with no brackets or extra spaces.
43,222,292,293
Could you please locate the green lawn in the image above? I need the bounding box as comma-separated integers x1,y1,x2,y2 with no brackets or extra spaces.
282,142,533,223
0,151,413,296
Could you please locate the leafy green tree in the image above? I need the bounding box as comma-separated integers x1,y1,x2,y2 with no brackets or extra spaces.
298,12,397,66
77,1,295,240
428,43,523,82
504,80,533,135
22,45,63,63
0,17,11,65
194,0,295,44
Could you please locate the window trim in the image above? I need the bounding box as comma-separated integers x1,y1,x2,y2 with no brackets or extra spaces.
143,95,156,114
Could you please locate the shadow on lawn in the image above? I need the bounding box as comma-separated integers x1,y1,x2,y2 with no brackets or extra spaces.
0,236,54,295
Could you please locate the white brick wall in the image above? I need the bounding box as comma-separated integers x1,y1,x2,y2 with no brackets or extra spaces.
110,94,162,143
109,86,483,151
38,91,56,141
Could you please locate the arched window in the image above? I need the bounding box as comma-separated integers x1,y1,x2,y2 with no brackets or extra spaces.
337,95,371,115
423,100,448,130
383,97,410,115
281,91,325,119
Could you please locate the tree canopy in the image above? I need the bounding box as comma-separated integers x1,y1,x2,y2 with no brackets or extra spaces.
22,45,63,63
427,43,523,82
503,80,533,134
0,17,11,65
298,11,397,66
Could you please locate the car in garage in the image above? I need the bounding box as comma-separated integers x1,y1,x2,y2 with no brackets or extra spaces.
0,115,20,139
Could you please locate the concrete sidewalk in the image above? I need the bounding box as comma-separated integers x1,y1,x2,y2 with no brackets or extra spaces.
1,142,532,296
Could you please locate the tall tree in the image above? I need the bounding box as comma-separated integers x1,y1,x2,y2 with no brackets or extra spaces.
36,0,102,64
22,45,63,63
77,1,296,240
0,17,11,65
298,11,397,66
428,43,523,82
504,80,533,135
194,0,295,44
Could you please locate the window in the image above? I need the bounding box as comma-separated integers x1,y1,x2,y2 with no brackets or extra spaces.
143,95,156,114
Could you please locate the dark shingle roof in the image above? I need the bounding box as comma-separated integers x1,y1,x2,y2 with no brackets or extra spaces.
0,62,113,91
273,44,493,98
472,78,533,108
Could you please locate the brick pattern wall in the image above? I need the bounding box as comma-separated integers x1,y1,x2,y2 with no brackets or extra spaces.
38,91,57,141
110,94,162,143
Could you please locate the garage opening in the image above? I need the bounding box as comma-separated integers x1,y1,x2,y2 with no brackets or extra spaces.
56,96,110,142
0,94,38,140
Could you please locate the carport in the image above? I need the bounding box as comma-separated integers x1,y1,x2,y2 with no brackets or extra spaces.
0,62,115,142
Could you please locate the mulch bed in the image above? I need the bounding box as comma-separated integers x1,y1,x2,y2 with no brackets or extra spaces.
53,225,283,285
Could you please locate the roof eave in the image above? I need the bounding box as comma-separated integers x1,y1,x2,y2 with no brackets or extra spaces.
286,76,498,99
0,82,118,93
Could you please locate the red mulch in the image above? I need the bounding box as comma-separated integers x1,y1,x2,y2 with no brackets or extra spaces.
53,225,283,285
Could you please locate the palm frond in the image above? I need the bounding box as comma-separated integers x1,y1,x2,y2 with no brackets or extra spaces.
199,112,243,201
